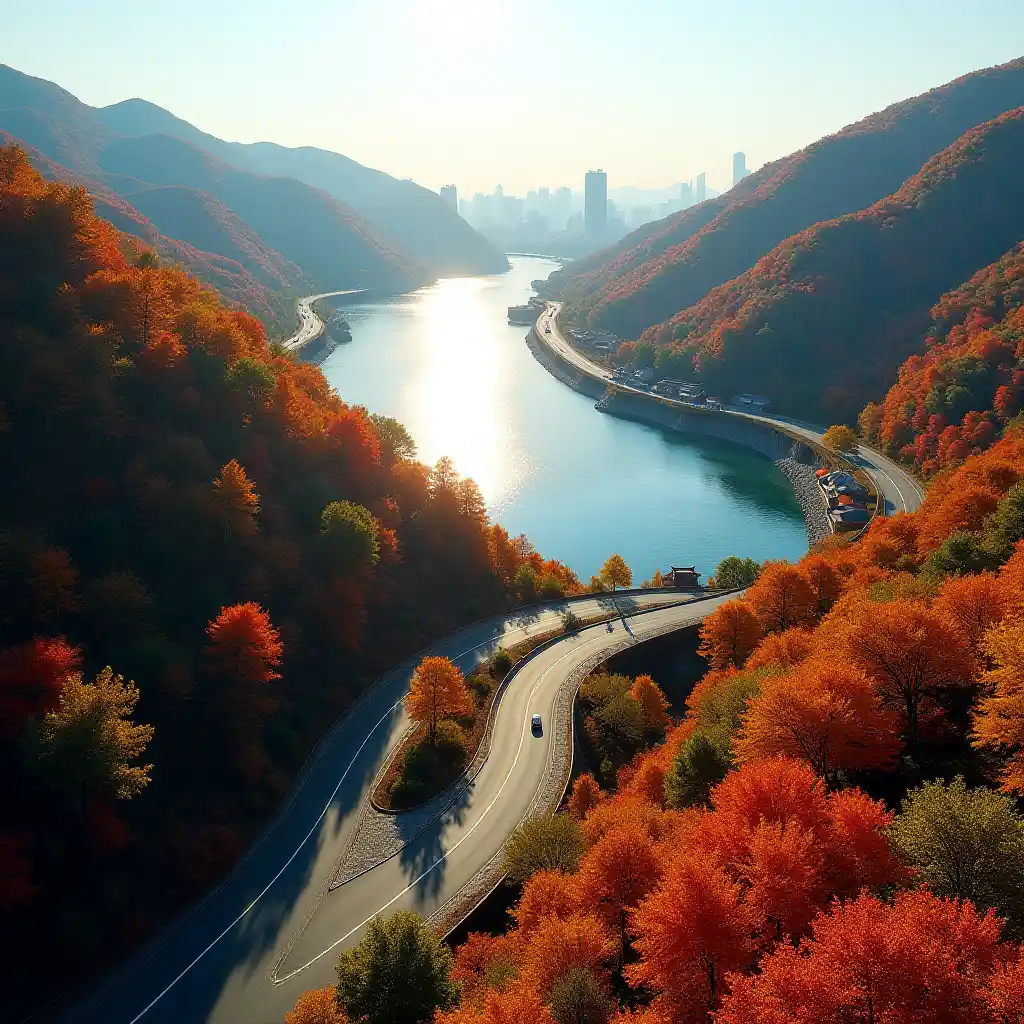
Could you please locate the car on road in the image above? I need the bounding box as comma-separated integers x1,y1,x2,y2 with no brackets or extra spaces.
531,713,542,735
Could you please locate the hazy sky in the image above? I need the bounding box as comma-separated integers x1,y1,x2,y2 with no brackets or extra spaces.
3,1,1023,195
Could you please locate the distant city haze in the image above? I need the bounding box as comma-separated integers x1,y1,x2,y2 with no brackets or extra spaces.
3,0,1023,195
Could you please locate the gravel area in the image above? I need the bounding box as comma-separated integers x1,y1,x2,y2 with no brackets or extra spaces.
775,455,832,547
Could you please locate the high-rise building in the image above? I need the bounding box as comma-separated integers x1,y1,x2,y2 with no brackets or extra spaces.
732,152,748,186
585,169,608,235
439,184,458,211
695,172,707,203
679,181,693,208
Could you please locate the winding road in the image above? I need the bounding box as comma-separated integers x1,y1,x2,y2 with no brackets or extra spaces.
283,290,364,351
67,589,739,1024
64,291,926,1024
536,303,925,515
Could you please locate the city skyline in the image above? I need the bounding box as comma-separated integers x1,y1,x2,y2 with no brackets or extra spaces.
3,1,1023,194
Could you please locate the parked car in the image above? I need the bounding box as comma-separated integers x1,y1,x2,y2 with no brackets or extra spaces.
531,714,542,735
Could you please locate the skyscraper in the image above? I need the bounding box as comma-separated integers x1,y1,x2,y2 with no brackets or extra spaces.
585,169,608,236
732,152,748,186
679,181,693,208
439,184,458,211
695,172,707,203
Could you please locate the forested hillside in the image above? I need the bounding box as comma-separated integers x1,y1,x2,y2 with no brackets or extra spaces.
285,376,1024,1024
0,147,572,1018
867,244,1024,474
548,56,1024,341
631,106,1024,422
96,98,510,277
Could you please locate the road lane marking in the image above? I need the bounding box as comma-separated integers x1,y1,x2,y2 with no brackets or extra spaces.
274,601,711,984
118,600,680,1021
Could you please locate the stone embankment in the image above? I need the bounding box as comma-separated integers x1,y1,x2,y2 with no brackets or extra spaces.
774,456,833,546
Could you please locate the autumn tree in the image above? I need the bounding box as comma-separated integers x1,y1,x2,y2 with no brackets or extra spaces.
890,777,1024,924
513,869,582,931
821,425,858,452
629,675,670,732
600,554,632,591
735,662,901,785
697,602,763,669
717,890,1010,1024
579,821,661,954
203,603,282,694
406,656,473,745
627,856,754,1018
23,666,154,809
522,913,615,994
0,637,79,737
744,627,814,671
438,982,555,1024
844,599,976,751
320,500,380,572
746,562,817,633
487,525,520,587
212,459,260,538
934,571,1009,647
974,618,1024,793
800,555,841,616
568,773,603,820
335,911,457,1024
711,556,762,590
503,814,586,883
285,987,347,1024
27,546,79,622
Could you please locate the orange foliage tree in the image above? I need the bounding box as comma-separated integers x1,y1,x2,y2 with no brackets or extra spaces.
843,599,976,750
284,987,347,1024
568,772,603,820
212,459,260,539
746,562,818,633
698,602,763,669
627,856,754,1020
629,675,671,731
744,627,814,671
934,572,1009,648
735,662,902,785
578,821,661,954
405,656,473,745
717,890,1014,1024
974,618,1024,793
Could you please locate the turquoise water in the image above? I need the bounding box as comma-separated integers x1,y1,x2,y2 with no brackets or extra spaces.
320,257,807,582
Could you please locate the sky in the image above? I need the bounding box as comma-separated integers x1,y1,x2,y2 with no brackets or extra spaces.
2,0,1023,196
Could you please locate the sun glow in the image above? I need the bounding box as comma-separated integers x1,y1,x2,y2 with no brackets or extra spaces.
403,276,528,507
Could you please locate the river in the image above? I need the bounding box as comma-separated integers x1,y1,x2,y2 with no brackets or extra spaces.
320,256,807,582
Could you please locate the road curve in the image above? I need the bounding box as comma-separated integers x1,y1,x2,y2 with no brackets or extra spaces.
536,303,925,515
283,290,364,352
67,589,736,1024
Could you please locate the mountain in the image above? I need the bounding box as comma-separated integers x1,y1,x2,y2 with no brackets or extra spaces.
548,56,1024,340
871,243,1024,474
0,144,554,1019
96,98,510,277
0,129,293,323
95,132,421,293
636,107,1024,423
0,64,489,317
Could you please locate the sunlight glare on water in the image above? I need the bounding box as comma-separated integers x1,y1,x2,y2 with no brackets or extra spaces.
322,257,807,580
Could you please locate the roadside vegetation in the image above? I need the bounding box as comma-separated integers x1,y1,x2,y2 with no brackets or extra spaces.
285,424,1024,1023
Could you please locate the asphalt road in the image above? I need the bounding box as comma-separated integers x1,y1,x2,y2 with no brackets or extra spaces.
67,589,737,1024
283,290,364,351
537,303,924,515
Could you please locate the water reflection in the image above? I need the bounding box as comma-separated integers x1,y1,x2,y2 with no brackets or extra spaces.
323,258,807,579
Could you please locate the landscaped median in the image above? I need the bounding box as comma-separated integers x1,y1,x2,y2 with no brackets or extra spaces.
371,608,624,812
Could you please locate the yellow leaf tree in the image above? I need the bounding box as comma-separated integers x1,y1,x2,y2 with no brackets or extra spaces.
821,425,858,453
213,459,260,538
406,656,474,745
600,554,632,591
629,674,671,731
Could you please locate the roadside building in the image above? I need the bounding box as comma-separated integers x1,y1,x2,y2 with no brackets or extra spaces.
665,566,702,589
